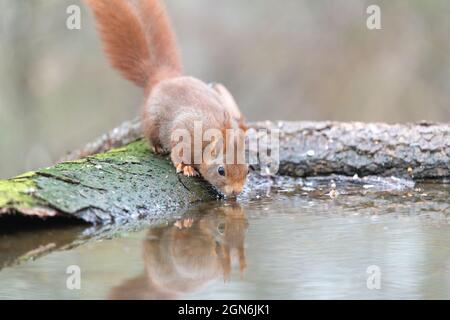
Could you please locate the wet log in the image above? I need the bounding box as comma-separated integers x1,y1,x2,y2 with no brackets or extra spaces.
0,119,448,224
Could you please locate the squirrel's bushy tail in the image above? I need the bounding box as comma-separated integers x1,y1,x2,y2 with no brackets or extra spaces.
86,0,182,90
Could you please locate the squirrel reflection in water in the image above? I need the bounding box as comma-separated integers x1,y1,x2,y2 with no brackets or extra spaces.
109,204,248,299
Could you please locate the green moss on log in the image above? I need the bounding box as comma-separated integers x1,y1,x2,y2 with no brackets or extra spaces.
0,178,38,208
0,139,218,224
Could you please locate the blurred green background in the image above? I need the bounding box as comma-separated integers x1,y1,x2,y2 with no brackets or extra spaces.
1,0,449,178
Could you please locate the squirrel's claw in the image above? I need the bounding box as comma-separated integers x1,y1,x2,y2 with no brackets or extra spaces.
183,165,198,177
175,163,198,177
174,218,194,229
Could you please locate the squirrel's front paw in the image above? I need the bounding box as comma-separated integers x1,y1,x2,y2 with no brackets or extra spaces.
174,218,194,229
175,163,198,177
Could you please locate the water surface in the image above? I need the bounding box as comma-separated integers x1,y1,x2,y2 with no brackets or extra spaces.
0,177,449,299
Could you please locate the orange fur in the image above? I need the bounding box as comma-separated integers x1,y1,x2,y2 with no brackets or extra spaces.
85,0,181,90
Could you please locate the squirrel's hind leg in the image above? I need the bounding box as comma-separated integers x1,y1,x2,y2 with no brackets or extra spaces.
151,143,169,155
142,114,170,155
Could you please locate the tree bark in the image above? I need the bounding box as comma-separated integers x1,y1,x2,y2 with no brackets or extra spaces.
252,121,449,179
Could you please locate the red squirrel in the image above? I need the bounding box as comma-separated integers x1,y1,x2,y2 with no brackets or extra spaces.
86,0,249,197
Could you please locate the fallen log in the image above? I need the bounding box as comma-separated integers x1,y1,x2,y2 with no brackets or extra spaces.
63,119,450,179
0,119,448,224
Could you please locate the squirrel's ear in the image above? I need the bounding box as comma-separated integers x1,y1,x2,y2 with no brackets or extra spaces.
238,117,248,131
212,83,242,121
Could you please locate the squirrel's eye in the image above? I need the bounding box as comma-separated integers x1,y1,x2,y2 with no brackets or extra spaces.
217,166,225,176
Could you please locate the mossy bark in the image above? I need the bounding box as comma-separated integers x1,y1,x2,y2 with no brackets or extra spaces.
0,140,217,224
